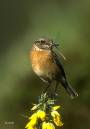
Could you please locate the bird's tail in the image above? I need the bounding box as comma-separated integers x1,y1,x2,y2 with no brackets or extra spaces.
60,78,78,99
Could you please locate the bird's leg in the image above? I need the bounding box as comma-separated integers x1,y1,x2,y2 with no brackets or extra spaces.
50,82,59,99
43,82,58,100
43,83,51,93
54,81,59,96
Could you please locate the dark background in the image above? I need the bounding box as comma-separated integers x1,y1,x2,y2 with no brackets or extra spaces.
0,0,90,129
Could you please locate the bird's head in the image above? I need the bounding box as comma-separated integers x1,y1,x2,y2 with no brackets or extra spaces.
33,38,59,51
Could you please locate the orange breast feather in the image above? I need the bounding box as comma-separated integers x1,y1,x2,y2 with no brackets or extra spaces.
30,50,58,77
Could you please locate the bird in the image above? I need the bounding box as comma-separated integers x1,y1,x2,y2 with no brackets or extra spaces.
30,38,78,99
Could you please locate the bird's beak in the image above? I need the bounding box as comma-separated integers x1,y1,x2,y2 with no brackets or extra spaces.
52,43,59,47
54,43,59,47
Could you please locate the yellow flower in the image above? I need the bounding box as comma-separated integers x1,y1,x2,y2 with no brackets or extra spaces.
25,113,38,129
27,127,34,129
30,118,37,126
25,110,46,129
25,117,37,128
42,122,55,129
42,122,47,129
29,113,37,120
37,110,46,121
25,123,35,129
52,106,60,110
51,110,63,126
51,110,60,117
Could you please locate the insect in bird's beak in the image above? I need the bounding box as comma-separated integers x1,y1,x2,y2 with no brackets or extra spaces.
51,43,59,48
52,43,66,60
54,43,59,47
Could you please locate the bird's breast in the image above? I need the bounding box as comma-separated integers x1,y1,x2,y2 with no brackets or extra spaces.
30,50,58,78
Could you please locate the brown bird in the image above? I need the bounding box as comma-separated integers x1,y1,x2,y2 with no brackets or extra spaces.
30,38,78,99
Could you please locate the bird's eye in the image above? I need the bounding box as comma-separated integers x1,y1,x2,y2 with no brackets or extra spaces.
40,40,45,43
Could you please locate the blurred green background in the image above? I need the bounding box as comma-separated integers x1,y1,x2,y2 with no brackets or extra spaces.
0,0,90,129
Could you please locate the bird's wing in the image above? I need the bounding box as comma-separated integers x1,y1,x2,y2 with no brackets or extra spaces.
52,50,78,99
52,50,66,79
